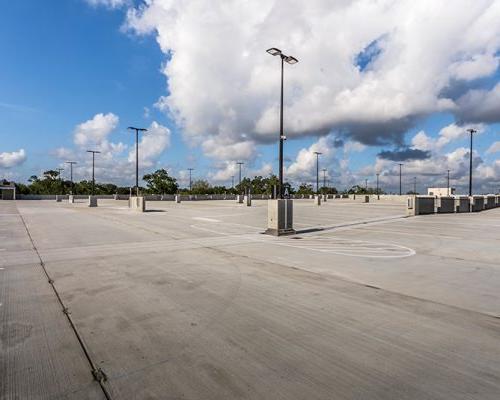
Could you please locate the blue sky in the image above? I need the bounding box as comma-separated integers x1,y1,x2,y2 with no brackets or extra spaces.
1,0,499,193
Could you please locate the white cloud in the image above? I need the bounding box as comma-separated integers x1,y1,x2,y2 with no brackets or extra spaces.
286,135,337,183
127,121,171,167
449,53,499,81
202,139,256,161
50,114,171,185
74,112,121,150
486,141,500,154
0,149,27,168
411,123,484,152
124,0,500,158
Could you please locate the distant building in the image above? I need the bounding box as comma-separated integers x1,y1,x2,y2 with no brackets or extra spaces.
0,183,16,200
427,187,455,196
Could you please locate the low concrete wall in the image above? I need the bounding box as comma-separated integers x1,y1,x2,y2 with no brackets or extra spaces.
129,196,145,212
407,196,435,216
88,196,97,207
436,197,455,213
470,196,484,212
485,196,496,209
455,197,470,213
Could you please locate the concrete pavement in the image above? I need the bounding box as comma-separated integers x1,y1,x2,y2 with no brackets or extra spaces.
1,198,500,399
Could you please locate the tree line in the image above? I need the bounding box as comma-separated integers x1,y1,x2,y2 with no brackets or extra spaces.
5,168,386,195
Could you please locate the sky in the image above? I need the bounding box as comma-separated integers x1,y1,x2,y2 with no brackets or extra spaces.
0,0,499,194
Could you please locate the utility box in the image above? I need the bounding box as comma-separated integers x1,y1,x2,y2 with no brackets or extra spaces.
68,195,75,204
363,195,370,203
244,194,251,206
0,184,16,200
437,197,455,213
454,197,470,213
485,196,495,209
407,196,435,216
315,195,321,206
88,196,97,207
266,199,295,236
470,196,484,212
175,195,181,203
129,196,145,212
237,195,243,204
55,195,62,202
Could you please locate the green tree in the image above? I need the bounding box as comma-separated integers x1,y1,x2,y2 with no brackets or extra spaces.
143,169,178,194
296,183,314,195
190,179,212,194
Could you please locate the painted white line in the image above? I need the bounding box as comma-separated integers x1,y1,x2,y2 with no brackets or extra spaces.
192,217,221,223
0,267,4,270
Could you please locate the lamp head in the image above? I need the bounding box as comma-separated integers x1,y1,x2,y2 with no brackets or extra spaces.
266,47,282,56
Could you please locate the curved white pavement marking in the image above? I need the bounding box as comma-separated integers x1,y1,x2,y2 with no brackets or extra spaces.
277,236,416,258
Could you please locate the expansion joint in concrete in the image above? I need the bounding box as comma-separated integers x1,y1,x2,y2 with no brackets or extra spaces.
17,209,114,400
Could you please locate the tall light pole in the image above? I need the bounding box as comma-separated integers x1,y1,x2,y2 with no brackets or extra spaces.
231,175,234,189
188,168,194,192
313,151,322,194
322,168,327,192
398,163,403,195
413,176,417,194
267,47,298,199
65,161,77,185
128,126,147,196
56,168,64,181
236,162,244,191
376,173,380,195
447,169,450,196
86,150,100,195
467,128,477,196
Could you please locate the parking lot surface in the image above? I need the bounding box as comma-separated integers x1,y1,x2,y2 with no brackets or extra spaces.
1,198,499,399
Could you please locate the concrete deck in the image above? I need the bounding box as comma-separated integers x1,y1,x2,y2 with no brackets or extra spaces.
1,198,500,399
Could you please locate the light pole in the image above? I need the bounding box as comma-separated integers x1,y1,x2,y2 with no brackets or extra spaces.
322,168,327,192
365,179,368,191
447,169,450,196
467,128,477,196
86,150,100,195
65,161,77,186
236,162,244,189
313,151,322,194
267,47,298,199
188,168,194,192
231,175,234,189
398,163,403,195
128,126,147,196
376,173,380,195
413,176,417,194
56,168,64,181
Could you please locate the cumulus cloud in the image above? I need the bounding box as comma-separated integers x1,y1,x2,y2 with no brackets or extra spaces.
124,0,500,159
455,83,500,124
73,112,122,152
411,123,484,151
378,148,430,162
486,141,500,154
286,135,337,182
0,149,27,168
53,113,171,184
127,121,171,167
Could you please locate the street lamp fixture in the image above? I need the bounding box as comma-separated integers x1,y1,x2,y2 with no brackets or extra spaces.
266,47,299,199
313,152,322,194
398,163,403,195
467,128,477,196
188,168,194,192
86,150,101,195
128,126,148,196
